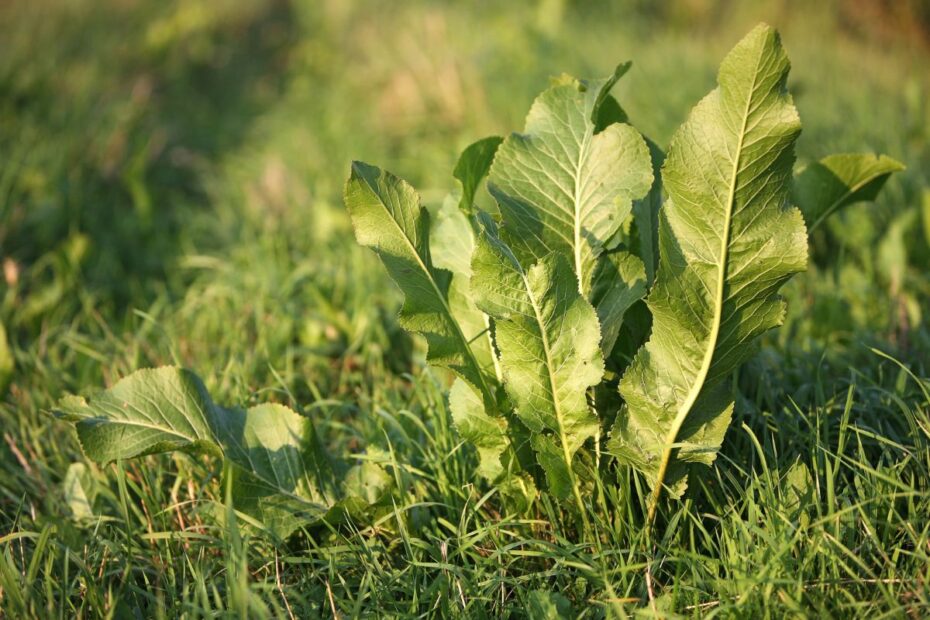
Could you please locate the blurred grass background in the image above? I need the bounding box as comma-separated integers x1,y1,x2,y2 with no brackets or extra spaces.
1,0,929,616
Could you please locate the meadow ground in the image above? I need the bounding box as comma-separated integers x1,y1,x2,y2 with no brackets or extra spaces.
1,0,929,616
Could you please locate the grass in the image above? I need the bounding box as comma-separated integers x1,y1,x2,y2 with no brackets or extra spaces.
1,0,929,616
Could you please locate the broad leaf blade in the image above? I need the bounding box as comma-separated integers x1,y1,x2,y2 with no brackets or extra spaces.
794,153,905,232
472,220,603,498
55,367,221,462
488,65,653,294
345,161,497,409
610,24,808,503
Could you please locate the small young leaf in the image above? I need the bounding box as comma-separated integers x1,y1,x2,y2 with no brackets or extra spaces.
345,161,498,410
610,24,808,509
63,463,96,522
488,63,653,294
428,196,500,382
526,590,574,619
793,153,904,232
449,378,510,480
472,219,603,499
433,140,539,501
448,378,536,505
435,136,506,382
453,136,503,215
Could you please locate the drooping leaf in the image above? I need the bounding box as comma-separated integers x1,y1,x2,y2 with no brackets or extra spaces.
55,367,388,538
211,403,338,533
793,153,904,233
488,63,653,294
609,24,808,507
472,219,603,499
344,161,498,410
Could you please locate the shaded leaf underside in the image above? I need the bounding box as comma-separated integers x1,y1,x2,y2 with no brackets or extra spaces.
793,153,905,232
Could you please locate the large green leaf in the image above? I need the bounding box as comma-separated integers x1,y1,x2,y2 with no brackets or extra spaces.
210,403,339,532
488,64,653,295
471,219,603,499
345,161,498,410
55,367,388,538
793,153,904,233
56,368,221,462
609,24,808,508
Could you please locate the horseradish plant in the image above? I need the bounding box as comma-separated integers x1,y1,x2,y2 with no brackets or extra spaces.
57,24,901,534
343,23,902,521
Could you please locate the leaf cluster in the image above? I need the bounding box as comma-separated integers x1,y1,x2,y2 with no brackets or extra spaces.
343,23,904,523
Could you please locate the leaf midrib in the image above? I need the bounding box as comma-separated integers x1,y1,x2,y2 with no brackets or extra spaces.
81,415,198,443
519,263,577,487
573,124,594,295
